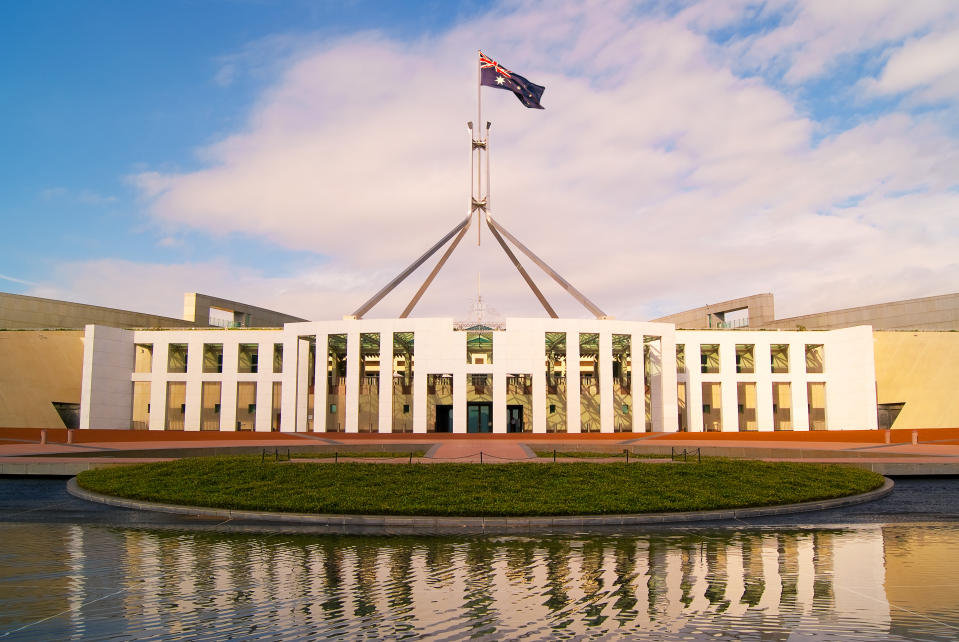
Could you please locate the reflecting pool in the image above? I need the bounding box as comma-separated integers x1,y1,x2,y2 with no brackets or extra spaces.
2,522,959,640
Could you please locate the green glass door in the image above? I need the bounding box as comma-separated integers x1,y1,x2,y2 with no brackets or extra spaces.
467,402,492,433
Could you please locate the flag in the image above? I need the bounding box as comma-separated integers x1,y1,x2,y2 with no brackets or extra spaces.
479,52,545,109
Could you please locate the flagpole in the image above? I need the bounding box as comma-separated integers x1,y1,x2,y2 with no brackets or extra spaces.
476,49,482,245
486,121,491,215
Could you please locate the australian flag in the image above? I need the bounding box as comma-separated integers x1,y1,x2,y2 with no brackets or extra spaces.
479,52,545,109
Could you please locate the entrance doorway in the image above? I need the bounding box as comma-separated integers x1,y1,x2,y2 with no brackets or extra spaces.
467,402,492,433
507,405,524,433
435,405,453,432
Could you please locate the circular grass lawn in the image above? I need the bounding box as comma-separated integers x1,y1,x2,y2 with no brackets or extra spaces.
76,457,885,517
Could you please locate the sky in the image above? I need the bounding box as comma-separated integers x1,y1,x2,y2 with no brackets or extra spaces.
2,0,957,323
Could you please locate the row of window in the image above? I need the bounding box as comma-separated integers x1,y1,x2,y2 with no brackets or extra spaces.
677,343,824,375
134,343,284,375
678,381,827,431
132,381,283,431
133,337,823,379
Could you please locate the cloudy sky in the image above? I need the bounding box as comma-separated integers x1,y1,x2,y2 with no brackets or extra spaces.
2,0,957,323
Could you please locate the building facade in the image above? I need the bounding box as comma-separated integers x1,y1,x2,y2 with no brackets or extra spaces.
79,319,878,433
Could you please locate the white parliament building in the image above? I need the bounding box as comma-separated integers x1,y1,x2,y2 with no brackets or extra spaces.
79,318,878,434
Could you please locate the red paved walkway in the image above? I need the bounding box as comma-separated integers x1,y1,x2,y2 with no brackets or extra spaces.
3,427,959,474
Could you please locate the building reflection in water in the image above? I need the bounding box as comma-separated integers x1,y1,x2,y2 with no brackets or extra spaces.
2,524,959,640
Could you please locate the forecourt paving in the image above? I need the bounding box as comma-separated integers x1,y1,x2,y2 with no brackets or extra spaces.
3,427,959,476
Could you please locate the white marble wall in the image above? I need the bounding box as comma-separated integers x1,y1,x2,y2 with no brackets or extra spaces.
80,319,877,433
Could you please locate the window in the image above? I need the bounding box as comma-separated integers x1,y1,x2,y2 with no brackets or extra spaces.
772,382,792,430
700,345,720,374
271,382,282,431
466,331,493,364
805,344,824,373
735,345,754,374
203,344,223,374
134,344,153,373
702,382,722,431
807,382,827,430
167,344,187,374
273,343,284,373
200,382,221,431
236,382,257,430
771,345,789,374
238,344,258,373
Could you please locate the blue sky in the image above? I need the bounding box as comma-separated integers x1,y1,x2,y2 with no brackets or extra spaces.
2,1,483,285
2,1,957,322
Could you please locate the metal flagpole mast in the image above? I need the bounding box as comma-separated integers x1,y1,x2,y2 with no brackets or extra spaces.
476,50,483,245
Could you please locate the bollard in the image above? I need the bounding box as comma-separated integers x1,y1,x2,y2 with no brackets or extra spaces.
624,449,629,464
67,429,75,444
409,452,413,464
335,452,338,464
884,431,891,444
480,452,483,464
40,429,47,445
553,449,556,463
911,430,919,446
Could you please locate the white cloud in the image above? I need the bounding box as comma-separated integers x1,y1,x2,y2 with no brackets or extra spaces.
724,0,958,84
868,29,959,103
88,0,959,322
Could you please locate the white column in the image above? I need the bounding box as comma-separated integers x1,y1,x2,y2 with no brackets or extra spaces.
660,331,679,432
599,331,614,433
453,373,467,433
378,331,393,433
648,337,665,432
688,361,704,432
279,336,298,432
719,341,738,432
255,369,271,432
183,339,203,431
791,340,810,430
755,339,774,431
566,330,581,434
413,363,427,433
295,337,310,432
345,331,360,433
220,340,239,432
632,332,645,433
532,365,546,433
313,333,328,432
493,371,506,433
148,340,165,430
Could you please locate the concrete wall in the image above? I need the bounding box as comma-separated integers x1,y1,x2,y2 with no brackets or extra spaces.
653,294,775,329
183,293,307,328
80,325,136,429
874,331,959,429
765,292,959,331
0,330,83,428
0,292,194,329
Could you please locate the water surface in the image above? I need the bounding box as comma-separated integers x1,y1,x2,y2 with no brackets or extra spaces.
2,521,959,640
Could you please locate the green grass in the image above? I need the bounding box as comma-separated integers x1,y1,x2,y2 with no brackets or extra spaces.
76,457,884,517
532,450,665,459
290,450,428,459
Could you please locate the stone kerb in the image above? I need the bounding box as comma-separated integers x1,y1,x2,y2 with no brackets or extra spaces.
67,477,894,535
